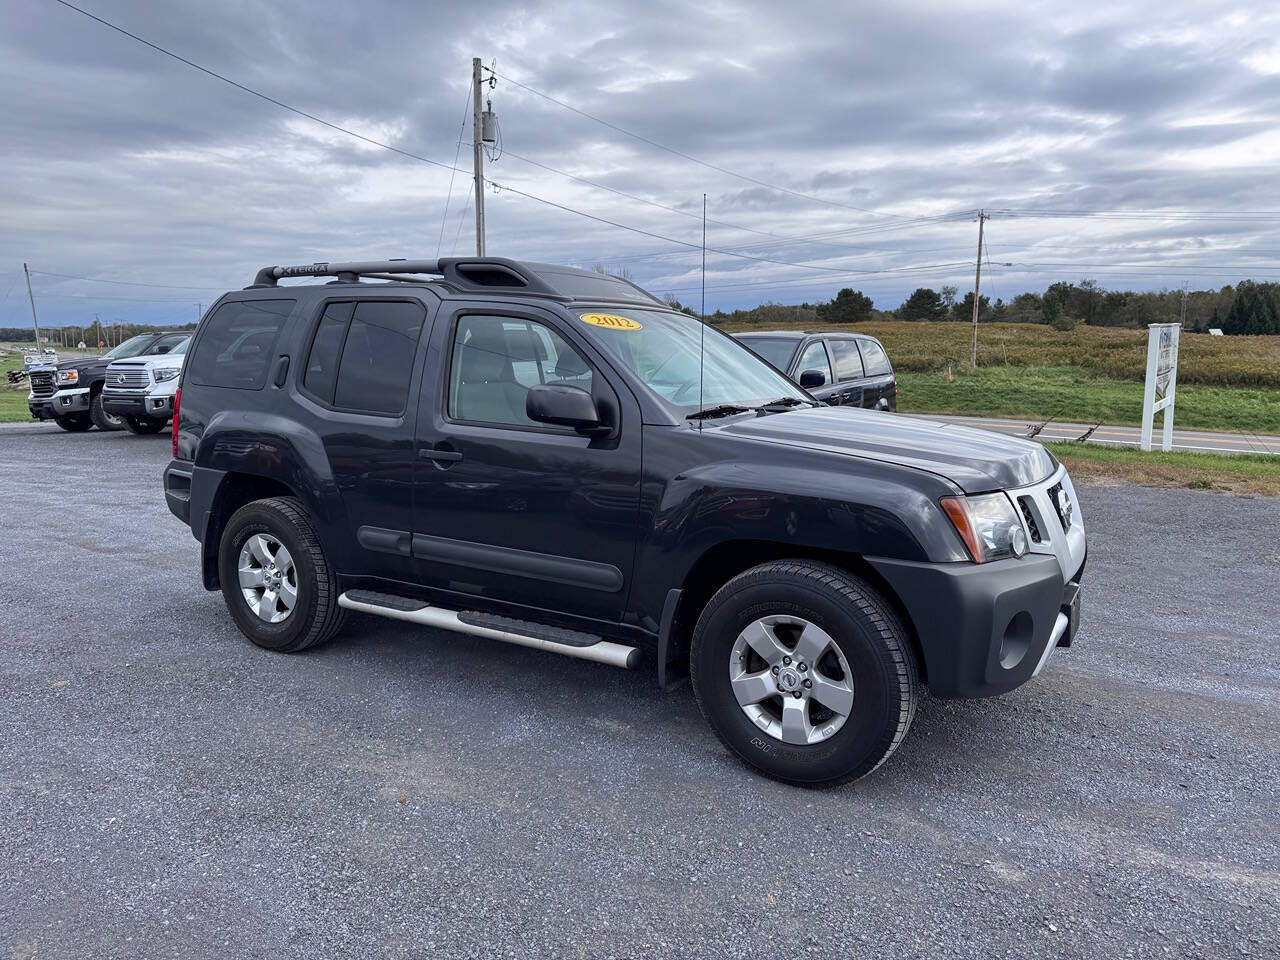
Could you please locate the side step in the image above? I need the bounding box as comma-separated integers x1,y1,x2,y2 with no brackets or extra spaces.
337,590,639,669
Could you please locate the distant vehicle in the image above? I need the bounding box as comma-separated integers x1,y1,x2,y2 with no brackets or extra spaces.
23,348,58,371
28,331,189,432
165,256,1085,786
733,330,897,410
1209,328,1224,336
101,336,190,434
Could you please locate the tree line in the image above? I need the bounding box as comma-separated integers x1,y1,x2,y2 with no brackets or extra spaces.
698,280,1280,334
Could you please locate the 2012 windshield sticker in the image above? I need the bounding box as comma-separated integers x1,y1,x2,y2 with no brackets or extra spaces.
580,313,642,331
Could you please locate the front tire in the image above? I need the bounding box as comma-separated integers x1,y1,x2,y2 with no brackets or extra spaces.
217,497,347,653
690,560,918,787
122,415,167,434
55,415,92,432
89,392,123,431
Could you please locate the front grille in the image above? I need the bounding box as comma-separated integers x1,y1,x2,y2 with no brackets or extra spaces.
1018,496,1042,543
107,366,150,389
1047,483,1070,531
29,371,55,398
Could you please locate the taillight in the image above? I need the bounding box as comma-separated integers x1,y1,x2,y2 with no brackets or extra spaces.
171,387,181,458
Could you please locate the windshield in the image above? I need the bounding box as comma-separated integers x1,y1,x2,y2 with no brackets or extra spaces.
167,336,191,356
104,334,156,359
574,308,808,414
736,336,798,372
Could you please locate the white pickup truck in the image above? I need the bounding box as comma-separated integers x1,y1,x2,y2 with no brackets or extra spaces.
101,338,188,434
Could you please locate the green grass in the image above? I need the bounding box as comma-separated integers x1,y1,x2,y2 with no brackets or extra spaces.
1045,442,1280,496
897,365,1280,435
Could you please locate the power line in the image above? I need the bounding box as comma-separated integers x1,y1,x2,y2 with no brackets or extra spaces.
28,269,224,291
436,88,473,257
51,0,881,278
492,68,917,222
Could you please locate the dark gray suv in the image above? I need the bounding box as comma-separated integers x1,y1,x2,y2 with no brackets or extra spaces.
734,330,896,410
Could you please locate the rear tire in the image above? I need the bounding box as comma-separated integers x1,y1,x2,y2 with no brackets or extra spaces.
122,415,167,434
54,415,92,432
218,497,347,653
690,560,918,787
89,392,123,431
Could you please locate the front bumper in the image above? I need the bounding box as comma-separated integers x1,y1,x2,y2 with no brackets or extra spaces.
29,387,89,420
103,389,174,419
869,552,1084,698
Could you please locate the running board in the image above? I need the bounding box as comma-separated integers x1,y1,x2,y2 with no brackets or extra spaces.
337,590,639,669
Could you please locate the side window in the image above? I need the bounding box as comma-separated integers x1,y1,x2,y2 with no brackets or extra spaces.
828,339,865,381
794,340,833,386
448,315,593,428
301,300,425,415
148,334,189,356
858,339,893,377
187,299,295,390
302,302,354,402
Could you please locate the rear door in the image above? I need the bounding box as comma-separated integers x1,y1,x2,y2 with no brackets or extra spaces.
855,337,896,410
824,337,867,406
294,295,433,581
411,302,642,623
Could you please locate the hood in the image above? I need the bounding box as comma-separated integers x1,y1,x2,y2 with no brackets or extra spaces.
716,407,1057,493
107,353,185,370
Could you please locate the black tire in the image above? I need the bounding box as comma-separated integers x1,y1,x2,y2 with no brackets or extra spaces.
89,391,123,431
122,415,167,435
54,415,93,432
690,560,918,787
218,497,347,653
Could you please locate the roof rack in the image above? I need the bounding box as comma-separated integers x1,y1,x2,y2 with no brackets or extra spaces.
247,256,663,305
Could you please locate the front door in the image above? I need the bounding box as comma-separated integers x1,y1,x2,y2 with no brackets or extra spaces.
792,339,841,404
412,305,642,623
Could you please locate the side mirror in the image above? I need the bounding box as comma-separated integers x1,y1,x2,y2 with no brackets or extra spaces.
798,369,826,388
527,383,603,434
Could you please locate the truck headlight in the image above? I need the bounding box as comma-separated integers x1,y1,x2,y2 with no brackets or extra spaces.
941,493,1028,563
56,369,79,385
152,367,181,383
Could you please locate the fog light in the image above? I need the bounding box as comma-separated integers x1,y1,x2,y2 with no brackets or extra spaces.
1010,526,1028,558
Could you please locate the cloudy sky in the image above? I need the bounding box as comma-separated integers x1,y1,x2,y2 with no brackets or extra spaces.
4,0,1280,329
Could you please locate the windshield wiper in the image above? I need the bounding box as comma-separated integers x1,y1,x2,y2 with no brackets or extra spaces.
686,404,752,421
755,397,810,408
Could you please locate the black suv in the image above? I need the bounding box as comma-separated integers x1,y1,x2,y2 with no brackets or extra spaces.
164,257,1086,785
734,330,896,410
28,330,190,431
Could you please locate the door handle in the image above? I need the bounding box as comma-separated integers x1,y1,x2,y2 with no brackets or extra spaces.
419,448,463,462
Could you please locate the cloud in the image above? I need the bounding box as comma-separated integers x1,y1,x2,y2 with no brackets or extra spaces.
3,0,1280,328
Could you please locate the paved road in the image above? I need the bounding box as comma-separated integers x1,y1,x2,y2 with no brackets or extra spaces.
1,424,1277,959
920,414,1280,456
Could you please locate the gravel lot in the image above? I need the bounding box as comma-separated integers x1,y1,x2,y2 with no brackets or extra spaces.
1,423,1277,959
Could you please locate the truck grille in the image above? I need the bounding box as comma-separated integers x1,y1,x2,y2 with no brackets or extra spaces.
29,371,55,398
1017,496,1042,543
107,366,150,389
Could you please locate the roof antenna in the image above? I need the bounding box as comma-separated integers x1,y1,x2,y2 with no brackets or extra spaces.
698,192,706,432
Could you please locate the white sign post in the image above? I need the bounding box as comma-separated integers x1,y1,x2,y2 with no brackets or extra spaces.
1140,322,1181,452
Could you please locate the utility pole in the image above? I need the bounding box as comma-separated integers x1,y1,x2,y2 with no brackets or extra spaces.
94,313,102,349
969,210,986,369
471,57,486,256
23,263,44,350
1179,282,1188,327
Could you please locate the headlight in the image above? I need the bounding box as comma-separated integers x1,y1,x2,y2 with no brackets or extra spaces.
56,369,79,385
152,367,181,383
941,493,1028,562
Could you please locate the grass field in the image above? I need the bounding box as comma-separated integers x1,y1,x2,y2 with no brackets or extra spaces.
896,366,1280,434
721,319,1280,434
1046,442,1280,497
722,319,1280,389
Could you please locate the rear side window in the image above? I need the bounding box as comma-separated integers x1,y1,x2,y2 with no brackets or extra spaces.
827,339,865,381
187,299,295,390
858,339,892,377
302,300,426,415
